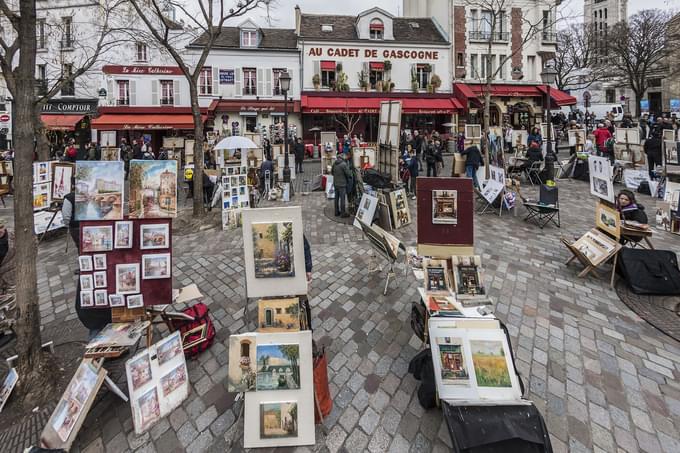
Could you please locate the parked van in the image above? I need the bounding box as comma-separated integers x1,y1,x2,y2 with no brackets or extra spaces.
586,103,625,122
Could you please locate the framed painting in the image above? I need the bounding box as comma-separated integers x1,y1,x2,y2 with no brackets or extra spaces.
258,298,301,333
74,161,124,220
81,226,113,253
595,201,621,239
422,258,451,293
128,160,178,219
388,188,411,229
228,334,257,392
140,223,170,250
568,129,586,148
588,156,615,204
465,124,482,140
353,193,379,229
51,163,74,201
451,255,487,301
142,253,171,280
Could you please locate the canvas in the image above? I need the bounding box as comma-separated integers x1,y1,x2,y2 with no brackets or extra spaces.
80,291,93,307
93,254,107,270
353,193,379,229
116,263,140,295
94,290,108,307
252,222,295,279
595,202,621,239
389,189,411,228
33,183,51,211
470,340,512,387
33,161,51,183
260,402,298,439
136,388,161,432
568,129,586,148
432,190,458,225
157,334,183,366
665,141,679,165
51,163,74,201
101,148,120,161
129,160,178,218
160,363,187,397
140,224,170,250
81,226,113,253
142,253,171,279
129,353,153,391
228,334,257,392
423,258,450,293
93,271,107,289
108,294,125,307
465,124,482,140
511,130,528,149
49,361,100,443
127,294,144,309
437,337,469,385
0,368,18,413
114,221,133,249
572,229,619,266
451,255,487,299
588,156,615,203
256,344,300,391
80,275,94,291
258,298,300,333
74,161,124,220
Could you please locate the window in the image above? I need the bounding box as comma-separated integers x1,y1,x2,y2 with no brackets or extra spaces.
37,19,46,49
117,80,129,105
37,64,47,95
198,66,212,95
136,42,147,62
470,54,478,78
160,80,174,105
542,10,555,41
369,18,384,40
369,62,384,89
480,10,492,37
604,8,607,19
61,64,75,96
320,61,335,88
243,68,256,95
241,30,257,47
415,64,431,89
273,68,286,96
457,53,464,67
470,9,479,32
499,54,506,79
61,17,72,48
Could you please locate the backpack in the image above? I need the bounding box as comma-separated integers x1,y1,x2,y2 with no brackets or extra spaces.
169,302,216,358
66,146,77,158
363,168,392,188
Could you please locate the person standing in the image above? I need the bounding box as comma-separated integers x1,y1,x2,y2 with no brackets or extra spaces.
424,139,437,177
643,134,662,180
61,181,80,252
407,149,419,199
65,139,78,163
461,143,482,188
527,127,543,149
132,139,143,160
434,140,444,175
294,137,305,174
413,130,424,167
593,124,612,157
331,154,351,217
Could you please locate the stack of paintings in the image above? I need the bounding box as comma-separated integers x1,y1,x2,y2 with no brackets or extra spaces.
451,255,492,307
32,161,74,234
221,164,250,230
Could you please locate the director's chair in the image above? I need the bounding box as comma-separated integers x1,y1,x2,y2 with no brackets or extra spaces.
523,184,560,229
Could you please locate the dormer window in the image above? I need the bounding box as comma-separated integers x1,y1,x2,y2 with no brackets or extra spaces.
321,24,333,33
241,29,258,48
369,19,384,40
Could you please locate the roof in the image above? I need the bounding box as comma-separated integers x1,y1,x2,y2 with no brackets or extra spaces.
298,14,448,44
190,27,298,50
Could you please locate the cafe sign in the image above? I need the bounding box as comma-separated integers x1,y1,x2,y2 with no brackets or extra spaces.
42,99,98,114
102,65,183,75
308,46,440,61
122,124,173,130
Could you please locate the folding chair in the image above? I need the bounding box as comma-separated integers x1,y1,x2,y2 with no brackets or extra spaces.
526,161,544,186
523,185,560,229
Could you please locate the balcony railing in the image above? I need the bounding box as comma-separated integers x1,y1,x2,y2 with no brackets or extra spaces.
60,39,73,49
469,31,509,42
542,32,557,42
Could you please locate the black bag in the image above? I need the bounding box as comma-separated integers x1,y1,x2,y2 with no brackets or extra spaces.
637,181,651,195
408,349,437,409
363,168,392,189
410,301,427,343
617,248,680,295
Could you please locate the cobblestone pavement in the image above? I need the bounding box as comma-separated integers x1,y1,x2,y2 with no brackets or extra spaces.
1,158,680,453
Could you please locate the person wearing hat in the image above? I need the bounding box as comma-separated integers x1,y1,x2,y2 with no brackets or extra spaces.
593,123,612,157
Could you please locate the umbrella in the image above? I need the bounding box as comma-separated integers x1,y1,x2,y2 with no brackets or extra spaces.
441,123,455,127
309,127,321,132
214,136,259,150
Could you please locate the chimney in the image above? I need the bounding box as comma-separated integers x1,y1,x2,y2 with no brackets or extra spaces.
295,5,301,36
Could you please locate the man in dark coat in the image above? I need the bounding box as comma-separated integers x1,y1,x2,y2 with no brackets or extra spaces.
461,144,482,188
294,137,305,174
643,135,662,179
331,154,351,217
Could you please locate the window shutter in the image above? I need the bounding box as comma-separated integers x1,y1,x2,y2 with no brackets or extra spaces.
265,69,272,97
410,64,416,82
234,68,242,97
173,80,180,105
257,68,264,96
151,80,158,105
130,80,137,105
212,67,218,95
313,60,320,77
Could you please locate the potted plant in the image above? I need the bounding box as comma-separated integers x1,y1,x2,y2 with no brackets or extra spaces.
384,60,392,72
358,71,368,91
423,63,432,73
389,81,395,92
312,74,320,90
427,83,434,94
412,81,419,93
430,74,442,93
336,62,343,72
376,80,383,92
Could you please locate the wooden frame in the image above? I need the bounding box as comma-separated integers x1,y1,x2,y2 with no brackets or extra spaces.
562,228,621,287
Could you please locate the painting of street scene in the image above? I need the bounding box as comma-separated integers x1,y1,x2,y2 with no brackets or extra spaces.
260,402,298,439
75,161,124,220
255,344,300,391
470,340,512,388
128,160,177,218
251,222,295,279
258,298,300,333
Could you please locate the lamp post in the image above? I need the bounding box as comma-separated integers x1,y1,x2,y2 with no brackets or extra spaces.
540,64,558,182
279,71,292,184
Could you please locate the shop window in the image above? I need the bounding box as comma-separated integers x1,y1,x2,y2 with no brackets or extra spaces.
241,29,258,48
243,68,257,95
61,63,75,96
245,116,257,132
199,66,212,95
160,80,174,105
273,68,286,96
369,19,384,40
320,61,335,88
136,42,148,62
369,62,384,89
117,80,129,105
457,53,464,67
415,64,431,90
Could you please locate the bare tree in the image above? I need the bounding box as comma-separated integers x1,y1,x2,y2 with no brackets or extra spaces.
334,102,361,138
127,0,266,217
608,9,670,118
554,23,606,91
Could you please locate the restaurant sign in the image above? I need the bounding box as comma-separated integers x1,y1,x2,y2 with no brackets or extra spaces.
308,47,440,61
102,65,183,75
42,99,98,114
122,124,173,130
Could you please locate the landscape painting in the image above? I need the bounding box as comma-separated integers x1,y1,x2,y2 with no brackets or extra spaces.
260,402,298,439
470,340,511,388
256,344,300,391
160,363,187,397
75,161,124,220
128,160,178,218
432,190,458,225
81,226,113,253
228,334,256,393
437,337,469,385
257,298,300,333
251,222,295,279
51,164,74,201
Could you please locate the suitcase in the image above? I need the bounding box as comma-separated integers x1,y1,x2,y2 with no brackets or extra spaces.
617,248,680,295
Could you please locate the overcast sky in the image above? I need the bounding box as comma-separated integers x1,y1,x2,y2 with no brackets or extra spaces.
233,0,677,28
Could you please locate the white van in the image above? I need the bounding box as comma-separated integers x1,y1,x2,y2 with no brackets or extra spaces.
587,103,625,122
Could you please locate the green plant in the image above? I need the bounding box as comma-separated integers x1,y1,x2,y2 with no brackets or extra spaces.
423,63,432,72
430,74,442,89
427,83,434,93
357,70,368,88
312,74,320,86
412,81,419,92
384,60,392,71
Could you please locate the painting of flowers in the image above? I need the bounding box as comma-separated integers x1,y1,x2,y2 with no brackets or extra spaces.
251,222,295,279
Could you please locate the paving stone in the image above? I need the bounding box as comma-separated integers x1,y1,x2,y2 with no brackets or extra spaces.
344,428,369,451
339,406,360,432
195,406,218,433
325,425,347,453
358,407,380,435
177,421,199,448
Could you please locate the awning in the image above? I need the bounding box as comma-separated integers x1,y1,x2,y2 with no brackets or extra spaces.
320,61,336,71
41,114,85,131
369,62,385,71
370,23,384,30
91,113,205,131
453,83,575,108
536,85,577,107
301,96,460,114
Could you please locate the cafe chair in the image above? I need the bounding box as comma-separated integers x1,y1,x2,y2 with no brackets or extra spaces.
523,184,560,229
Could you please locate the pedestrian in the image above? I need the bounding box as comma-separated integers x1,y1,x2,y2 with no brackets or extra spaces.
616,190,648,224
259,155,274,192
457,132,466,153
85,142,94,160
132,139,143,160
407,149,419,199
461,143,482,188
331,153,351,217
434,140,444,175
424,139,437,177
527,127,543,149
593,123,612,156
64,139,77,163
61,179,80,253
342,135,351,154
263,138,272,161
639,116,648,140
294,137,305,174
120,138,132,178
643,134,662,180
413,130,424,166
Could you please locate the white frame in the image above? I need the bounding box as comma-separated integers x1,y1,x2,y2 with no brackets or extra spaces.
615,128,641,145
78,256,93,272
141,253,171,280
81,225,114,253
388,188,411,228
108,294,125,307
588,156,615,204
116,263,141,295
244,331,315,448
79,274,94,291
93,254,107,271
242,207,307,299
93,271,107,289
140,223,170,250
0,368,18,413
353,194,379,229
94,289,108,307
80,291,94,307
127,294,144,309
114,221,133,249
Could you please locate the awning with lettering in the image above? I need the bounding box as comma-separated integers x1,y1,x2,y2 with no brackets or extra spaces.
369,62,385,71
301,96,461,114
41,114,85,131
320,61,336,71
91,113,205,131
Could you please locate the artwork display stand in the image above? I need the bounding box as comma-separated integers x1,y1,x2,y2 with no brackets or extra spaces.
377,101,402,182
357,219,404,295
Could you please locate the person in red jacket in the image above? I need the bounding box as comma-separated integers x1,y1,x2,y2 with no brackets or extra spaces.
592,123,612,157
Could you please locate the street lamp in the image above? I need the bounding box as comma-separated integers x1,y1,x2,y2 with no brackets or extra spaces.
279,71,292,184
540,64,558,182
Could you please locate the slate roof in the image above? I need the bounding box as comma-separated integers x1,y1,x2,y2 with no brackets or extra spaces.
298,14,449,44
190,27,298,50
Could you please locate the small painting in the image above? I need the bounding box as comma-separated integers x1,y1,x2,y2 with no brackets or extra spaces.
141,253,171,279
75,161,124,220
101,148,120,161
140,224,170,250
33,161,50,183
256,344,300,391
93,254,107,270
423,259,450,293
108,294,125,307
451,256,486,298
116,263,140,295
128,160,178,218
81,226,113,253
156,334,183,366
80,274,94,291
78,255,93,272
136,387,161,432
260,402,298,439
389,189,411,228
437,337,469,385
128,353,152,391
93,271,107,289
0,368,18,413
258,298,300,333
432,190,458,225
114,221,133,249
51,398,81,442
33,183,51,211
80,291,93,307
251,222,295,279
94,290,108,307
127,294,144,309
470,340,511,388
595,202,621,239
51,163,74,201
228,334,256,392
160,364,187,397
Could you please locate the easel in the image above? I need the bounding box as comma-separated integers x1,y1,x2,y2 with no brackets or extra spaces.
36,203,63,245
562,234,620,287
358,219,403,295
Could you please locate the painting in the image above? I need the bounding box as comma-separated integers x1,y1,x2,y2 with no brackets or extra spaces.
128,353,152,391
588,156,614,203
51,397,81,442
94,290,108,307
0,368,18,413
160,364,187,397
432,190,458,225
568,129,586,148
101,148,120,161
74,161,124,220
665,140,679,165
142,253,171,279
470,340,512,388
136,388,161,433
50,361,100,442
116,263,140,295
33,183,51,211
389,189,411,228
595,202,621,239
33,161,51,183
258,298,300,333
93,271,107,289
465,124,482,140
127,294,144,309
251,222,295,279
423,259,450,293
156,333,183,366
108,294,125,307
615,128,640,145
436,338,469,385
260,402,298,439
256,344,300,391
51,163,74,201
80,274,93,291
81,226,113,253
80,291,93,307
451,256,486,299
140,224,170,250
353,193,379,229
78,255,93,272
129,160,178,218
93,254,107,270
572,229,619,266
228,334,256,392
114,221,133,249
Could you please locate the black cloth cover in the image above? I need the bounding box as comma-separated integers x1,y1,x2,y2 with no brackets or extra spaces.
617,248,680,295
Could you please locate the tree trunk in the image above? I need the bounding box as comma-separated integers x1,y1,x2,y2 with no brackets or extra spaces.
15,0,46,385
190,84,205,217
634,90,642,119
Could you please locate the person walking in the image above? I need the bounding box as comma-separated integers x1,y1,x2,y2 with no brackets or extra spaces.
434,140,444,175
461,143,482,188
294,137,305,174
593,123,612,157
407,149,419,199
331,153,351,217
643,134,662,180
64,139,78,163
424,139,437,177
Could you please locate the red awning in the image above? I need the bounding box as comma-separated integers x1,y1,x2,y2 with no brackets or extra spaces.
91,113,205,131
41,114,84,131
370,23,385,30
536,85,577,107
369,62,384,71
320,61,336,71
301,96,460,114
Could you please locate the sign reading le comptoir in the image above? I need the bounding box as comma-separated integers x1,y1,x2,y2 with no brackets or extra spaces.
308,47,440,60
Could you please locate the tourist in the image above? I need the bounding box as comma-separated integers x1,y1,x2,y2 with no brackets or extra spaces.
424,139,438,177
434,140,444,175
616,190,648,225
260,156,274,192
61,179,80,253
643,134,662,180
132,139,143,160
65,139,77,163
294,137,305,174
593,124,612,157
527,127,543,149
461,143,482,189
331,153,351,217
407,149,419,199
413,130,424,166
